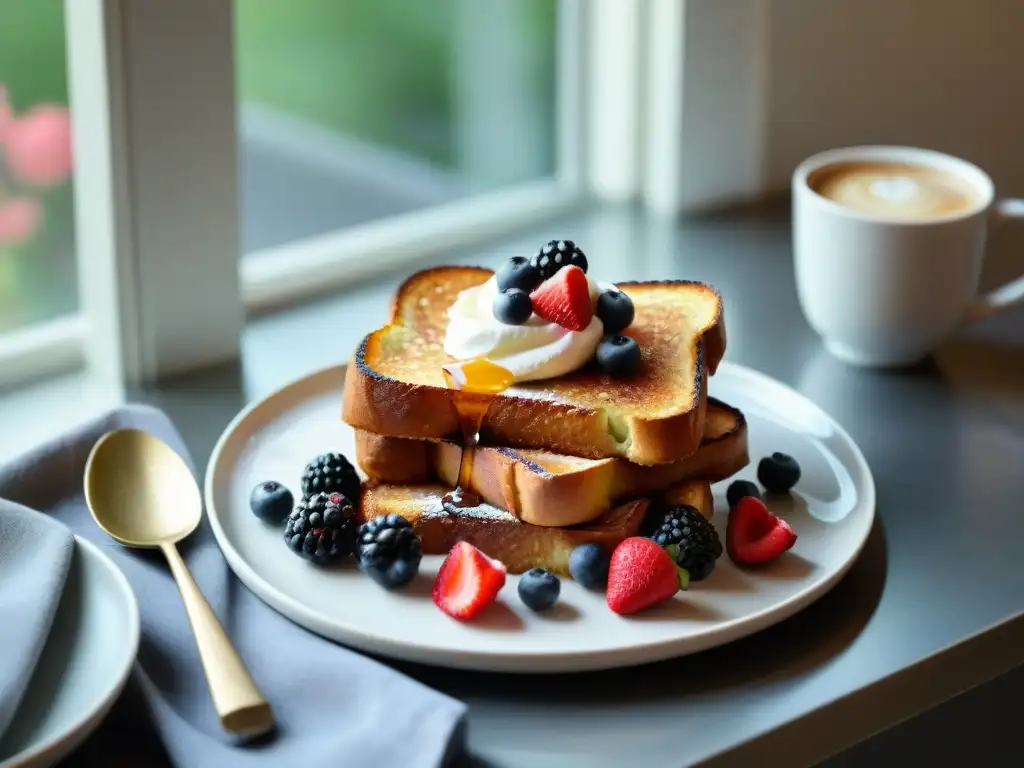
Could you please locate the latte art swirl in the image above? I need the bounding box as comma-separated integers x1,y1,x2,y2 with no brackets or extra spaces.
810,161,980,219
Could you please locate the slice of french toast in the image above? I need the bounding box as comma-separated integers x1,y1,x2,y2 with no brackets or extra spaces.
357,479,714,576
342,266,726,465
354,398,746,528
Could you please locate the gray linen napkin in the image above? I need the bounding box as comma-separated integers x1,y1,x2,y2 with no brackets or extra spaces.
0,404,467,768
0,500,75,743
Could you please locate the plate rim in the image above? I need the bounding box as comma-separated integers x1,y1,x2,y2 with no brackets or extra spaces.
203,361,876,673
0,536,141,768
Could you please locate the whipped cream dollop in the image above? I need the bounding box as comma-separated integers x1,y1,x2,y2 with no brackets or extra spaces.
443,275,610,383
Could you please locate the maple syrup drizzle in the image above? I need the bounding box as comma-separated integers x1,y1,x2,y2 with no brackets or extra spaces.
440,358,514,511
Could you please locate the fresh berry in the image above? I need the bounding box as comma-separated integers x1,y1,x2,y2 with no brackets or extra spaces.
606,537,688,615
495,256,543,293
726,496,798,565
757,452,801,493
283,492,358,565
301,453,361,502
596,334,641,377
596,289,635,334
356,514,422,590
645,505,723,581
530,239,588,281
432,541,507,620
569,543,611,590
530,264,593,331
517,568,561,612
726,479,761,509
249,481,293,523
492,288,533,325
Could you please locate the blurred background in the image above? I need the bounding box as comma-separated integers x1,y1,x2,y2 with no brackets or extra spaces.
0,0,557,335
2,0,1022,361
0,1,75,332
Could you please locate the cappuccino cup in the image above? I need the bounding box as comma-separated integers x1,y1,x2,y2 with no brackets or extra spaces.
793,146,1024,367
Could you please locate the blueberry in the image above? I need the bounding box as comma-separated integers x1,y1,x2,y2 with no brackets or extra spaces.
596,334,641,377
250,481,293,523
492,288,533,325
569,543,610,590
757,452,801,493
518,568,561,612
596,289,634,334
726,480,761,509
495,256,543,293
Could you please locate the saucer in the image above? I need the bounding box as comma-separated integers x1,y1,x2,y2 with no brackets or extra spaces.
0,537,139,768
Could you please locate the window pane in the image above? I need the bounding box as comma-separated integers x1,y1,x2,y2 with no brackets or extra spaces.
236,0,558,254
0,2,77,334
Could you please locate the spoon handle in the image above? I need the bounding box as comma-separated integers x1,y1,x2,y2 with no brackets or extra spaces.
160,542,275,738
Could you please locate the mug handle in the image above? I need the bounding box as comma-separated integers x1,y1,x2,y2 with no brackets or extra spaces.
964,198,1024,323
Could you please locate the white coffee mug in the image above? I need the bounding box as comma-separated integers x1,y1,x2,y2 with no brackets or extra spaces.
792,145,1024,367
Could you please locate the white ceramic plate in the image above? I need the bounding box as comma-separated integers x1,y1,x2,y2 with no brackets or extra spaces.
0,537,140,768
204,361,875,673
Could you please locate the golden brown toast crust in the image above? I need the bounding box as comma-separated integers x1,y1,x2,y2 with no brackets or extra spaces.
354,398,747,527
341,266,726,464
357,480,714,576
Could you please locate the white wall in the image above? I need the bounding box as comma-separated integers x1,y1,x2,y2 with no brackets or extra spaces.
645,0,1024,214
763,0,1024,194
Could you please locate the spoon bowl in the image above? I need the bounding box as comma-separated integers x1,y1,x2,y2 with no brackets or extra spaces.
85,429,201,547
85,428,274,739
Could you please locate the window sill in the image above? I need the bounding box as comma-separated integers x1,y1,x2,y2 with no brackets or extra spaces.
0,200,767,464
0,370,123,464
0,208,568,463
0,316,86,391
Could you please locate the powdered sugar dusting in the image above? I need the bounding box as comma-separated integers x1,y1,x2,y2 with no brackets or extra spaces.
504,385,566,403
419,495,520,523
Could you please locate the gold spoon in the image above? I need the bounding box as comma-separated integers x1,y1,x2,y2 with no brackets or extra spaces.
84,428,274,739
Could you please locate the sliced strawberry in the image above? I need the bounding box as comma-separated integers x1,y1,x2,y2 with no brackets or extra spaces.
530,264,593,332
432,541,507,620
726,496,798,564
606,537,687,615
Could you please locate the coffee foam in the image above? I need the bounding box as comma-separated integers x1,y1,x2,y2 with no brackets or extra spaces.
809,161,980,220
869,177,920,203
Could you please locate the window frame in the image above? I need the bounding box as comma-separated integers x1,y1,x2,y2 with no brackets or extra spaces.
3,0,669,389
64,0,244,389
241,0,589,313
0,316,84,390
641,0,768,215
13,1,1005,391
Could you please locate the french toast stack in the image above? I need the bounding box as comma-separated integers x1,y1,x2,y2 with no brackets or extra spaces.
341,264,749,576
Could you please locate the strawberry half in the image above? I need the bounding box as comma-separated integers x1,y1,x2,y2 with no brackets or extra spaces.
432,541,507,620
726,496,798,564
606,537,688,615
530,264,593,331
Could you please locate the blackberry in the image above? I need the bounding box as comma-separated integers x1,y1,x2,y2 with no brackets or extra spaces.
284,492,357,565
646,505,723,581
301,453,360,502
356,514,422,589
530,239,588,281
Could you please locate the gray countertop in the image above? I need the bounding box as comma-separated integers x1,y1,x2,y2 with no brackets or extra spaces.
135,203,1024,767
